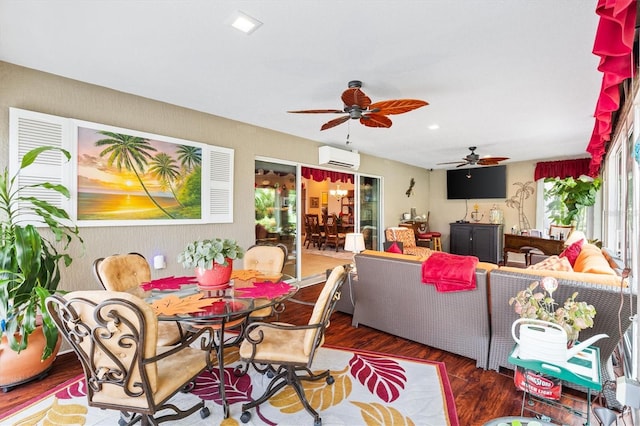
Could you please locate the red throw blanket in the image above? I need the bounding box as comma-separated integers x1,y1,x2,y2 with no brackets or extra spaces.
421,252,479,292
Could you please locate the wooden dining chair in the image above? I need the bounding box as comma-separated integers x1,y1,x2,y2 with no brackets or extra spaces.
238,265,349,426
45,290,213,425
304,214,324,249
323,214,346,252
549,224,575,240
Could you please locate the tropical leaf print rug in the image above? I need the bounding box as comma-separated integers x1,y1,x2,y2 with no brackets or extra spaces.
1,346,459,426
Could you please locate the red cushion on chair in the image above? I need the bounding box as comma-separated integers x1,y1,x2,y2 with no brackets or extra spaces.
386,241,403,254
559,239,584,267
429,231,441,237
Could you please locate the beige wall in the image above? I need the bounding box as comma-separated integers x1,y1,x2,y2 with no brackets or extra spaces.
0,61,432,291
427,161,537,251
0,62,540,292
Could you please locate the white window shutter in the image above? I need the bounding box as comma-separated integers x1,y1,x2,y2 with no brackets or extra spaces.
9,108,74,224
203,145,234,223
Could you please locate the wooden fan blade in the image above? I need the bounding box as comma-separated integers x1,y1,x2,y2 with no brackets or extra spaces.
436,161,467,165
369,99,428,115
320,115,350,131
288,109,344,114
342,87,371,109
360,113,392,128
477,157,509,165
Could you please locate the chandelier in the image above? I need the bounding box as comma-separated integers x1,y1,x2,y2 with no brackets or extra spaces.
330,185,348,200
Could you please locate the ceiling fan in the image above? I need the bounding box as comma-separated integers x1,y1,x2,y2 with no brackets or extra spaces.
437,146,509,167
288,80,428,131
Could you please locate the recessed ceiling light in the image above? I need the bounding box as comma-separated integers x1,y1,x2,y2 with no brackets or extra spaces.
428,124,440,130
228,11,263,34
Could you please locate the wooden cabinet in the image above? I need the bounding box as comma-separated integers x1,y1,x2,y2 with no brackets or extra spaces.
450,223,504,264
340,190,354,224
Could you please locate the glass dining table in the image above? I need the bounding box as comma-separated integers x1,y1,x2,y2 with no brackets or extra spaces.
142,270,298,418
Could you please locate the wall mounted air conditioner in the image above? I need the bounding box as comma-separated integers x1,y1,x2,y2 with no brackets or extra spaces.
318,146,360,170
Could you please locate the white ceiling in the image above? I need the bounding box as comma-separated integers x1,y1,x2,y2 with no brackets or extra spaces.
0,0,602,170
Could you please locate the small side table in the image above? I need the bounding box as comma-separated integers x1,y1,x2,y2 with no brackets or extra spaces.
508,344,601,425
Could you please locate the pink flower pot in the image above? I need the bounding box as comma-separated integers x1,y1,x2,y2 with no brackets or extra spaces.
195,259,233,288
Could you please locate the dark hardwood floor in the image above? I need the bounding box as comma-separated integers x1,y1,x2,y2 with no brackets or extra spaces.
1,283,632,425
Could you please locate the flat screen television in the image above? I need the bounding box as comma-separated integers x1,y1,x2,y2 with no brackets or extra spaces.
446,165,506,199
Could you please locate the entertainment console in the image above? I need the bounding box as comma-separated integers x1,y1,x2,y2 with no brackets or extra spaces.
449,223,503,264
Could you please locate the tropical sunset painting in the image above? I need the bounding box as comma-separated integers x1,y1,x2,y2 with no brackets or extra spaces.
77,126,202,221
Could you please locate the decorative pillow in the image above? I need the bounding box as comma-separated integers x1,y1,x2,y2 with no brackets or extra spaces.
384,241,403,254
559,239,584,267
573,246,617,275
527,255,573,272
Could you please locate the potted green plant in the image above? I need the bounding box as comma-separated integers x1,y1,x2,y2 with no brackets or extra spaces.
177,238,244,288
545,175,602,226
0,146,82,389
509,278,596,343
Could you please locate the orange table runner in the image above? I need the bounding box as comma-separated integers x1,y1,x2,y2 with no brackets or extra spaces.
150,293,218,315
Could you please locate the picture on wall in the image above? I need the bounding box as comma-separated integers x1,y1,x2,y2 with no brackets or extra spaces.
77,125,203,222
310,197,320,208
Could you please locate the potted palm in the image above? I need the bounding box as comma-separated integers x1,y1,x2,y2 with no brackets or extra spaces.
177,238,244,288
0,146,82,390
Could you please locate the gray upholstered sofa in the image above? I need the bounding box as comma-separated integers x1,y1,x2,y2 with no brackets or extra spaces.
352,250,493,369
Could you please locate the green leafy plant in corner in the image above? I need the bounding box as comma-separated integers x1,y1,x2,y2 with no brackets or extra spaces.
545,175,602,226
0,147,83,360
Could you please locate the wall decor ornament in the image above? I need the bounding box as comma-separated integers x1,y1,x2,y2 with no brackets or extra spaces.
405,178,415,197
505,181,534,231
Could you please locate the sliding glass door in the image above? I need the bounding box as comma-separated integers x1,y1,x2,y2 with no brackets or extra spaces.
359,176,381,250
254,160,297,278
254,159,382,281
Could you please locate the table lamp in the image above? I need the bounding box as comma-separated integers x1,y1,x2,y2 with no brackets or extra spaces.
344,232,365,271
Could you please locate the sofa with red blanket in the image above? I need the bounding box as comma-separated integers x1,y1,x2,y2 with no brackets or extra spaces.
352,250,496,369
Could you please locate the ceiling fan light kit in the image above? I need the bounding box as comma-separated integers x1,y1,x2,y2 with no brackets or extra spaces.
288,80,428,131
437,146,509,168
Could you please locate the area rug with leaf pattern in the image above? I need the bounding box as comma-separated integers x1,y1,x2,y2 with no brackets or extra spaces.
1,346,459,426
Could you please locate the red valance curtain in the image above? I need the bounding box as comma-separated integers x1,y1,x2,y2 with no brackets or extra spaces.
534,158,591,181
587,0,636,176
301,166,354,183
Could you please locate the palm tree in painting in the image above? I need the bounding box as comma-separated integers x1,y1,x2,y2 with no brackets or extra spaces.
149,152,184,207
94,131,175,219
177,145,201,172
